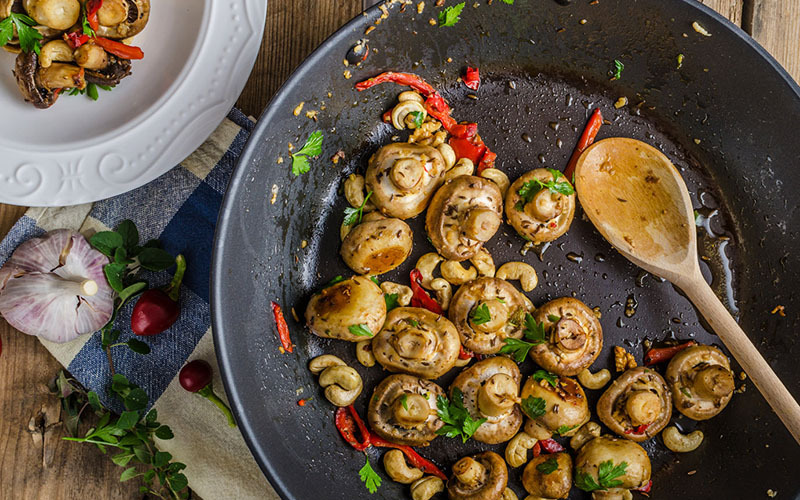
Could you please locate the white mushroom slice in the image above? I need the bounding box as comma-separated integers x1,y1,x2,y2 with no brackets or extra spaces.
521,374,590,440
448,452,509,500
575,436,652,498
340,218,413,275
506,168,576,244
368,374,445,446
597,367,672,442
305,276,386,342
24,0,81,30
665,344,735,421
522,452,572,499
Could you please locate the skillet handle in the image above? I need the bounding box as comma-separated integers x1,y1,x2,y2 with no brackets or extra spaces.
683,275,800,445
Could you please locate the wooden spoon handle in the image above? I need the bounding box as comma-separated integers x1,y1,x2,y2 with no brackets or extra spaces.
684,276,800,444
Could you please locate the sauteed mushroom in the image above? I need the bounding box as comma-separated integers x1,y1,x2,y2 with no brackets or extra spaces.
426,175,503,261
450,357,523,444
365,143,447,219
340,217,413,275
505,169,576,244
13,51,68,108
372,307,460,379
521,374,590,439
448,277,529,355
23,0,80,30
528,298,603,376
447,451,508,500
575,436,651,500
368,374,444,446
304,276,386,342
597,367,672,441
521,452,572,500
665,344,734,420
94,0,150,39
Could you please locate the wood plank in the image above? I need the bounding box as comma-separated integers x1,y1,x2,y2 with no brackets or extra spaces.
699,0,744,26
745,0,800,82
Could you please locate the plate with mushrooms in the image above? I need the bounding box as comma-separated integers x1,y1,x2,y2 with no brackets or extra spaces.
212,1,800,499
0,0,266,206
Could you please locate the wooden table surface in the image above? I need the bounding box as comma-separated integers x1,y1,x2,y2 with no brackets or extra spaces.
0,1,797,498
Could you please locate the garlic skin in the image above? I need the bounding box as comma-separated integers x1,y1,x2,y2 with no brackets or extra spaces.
0,229,114,343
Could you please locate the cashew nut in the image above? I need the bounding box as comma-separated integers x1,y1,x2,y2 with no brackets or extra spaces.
318,365,363,407
344,174,367,208
392,100,427,130
356,340,376,368
444,158,475,181
454,356,471,367
502,488,518,500
430,278,452,310
662,426,703,453
578,368,611,390
39,40,73,68
441,260,478,285
308,354,346,374
398,90,424,103
505,431,538,468
340,221,352,241
410,476,445,500
569,421,601,450
437,143,456,170
496,262,538,292
381,281,413,306
480,168,510,197
469,247,495,277
415,253,444,289
384,449,424,484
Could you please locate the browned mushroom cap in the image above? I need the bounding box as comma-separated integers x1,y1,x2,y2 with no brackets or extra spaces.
425,176,503,261
368,374,444,446
340,218,412,275
13,51,59,108
522,452,572,499
597,367,672,442
665,345,734,421
95,0,150,39
372,307,460,379
304,276,386,342
575,436,652,498
447,451,508,500
450,357,522,444
448,277,530,355
365,143,446,219
505,169,576,244
528,297,603,376
521,374,589,439
85,54,131,86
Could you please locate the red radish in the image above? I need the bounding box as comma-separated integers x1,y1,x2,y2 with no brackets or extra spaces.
132,255,186,336
179,359,236,427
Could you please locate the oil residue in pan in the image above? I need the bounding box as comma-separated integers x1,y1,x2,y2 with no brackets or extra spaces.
302,71,741,497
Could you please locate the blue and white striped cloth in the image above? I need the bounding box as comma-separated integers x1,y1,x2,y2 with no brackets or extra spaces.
0,109,276,500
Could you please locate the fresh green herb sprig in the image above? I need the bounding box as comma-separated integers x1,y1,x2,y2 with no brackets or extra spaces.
436,387,486,442
384,293,400,311
554,424,577,436
0,13,42,54
409,111,425,128
611,59,625,80
68,83,114,101
536,457,559,474
81,2,96,36
532,369,558,388
500,313,547,362
344,191,374,226
349,324,374,337
291,131,323,176
515,168,574,211
359,454,382,494
575,460,628,492
400,394,409,411
438,2,465,27
469,303,492,325
521,395,546,419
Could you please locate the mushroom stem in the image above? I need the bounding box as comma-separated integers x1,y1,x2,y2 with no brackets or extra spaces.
692,365,735,400
391,393,430,428
477,373,518,417
390,158,424,191
391,328,436,360
452,457,486,487
526,190,563,221
463,208,501,242
625,390,661,426
554,318,587,351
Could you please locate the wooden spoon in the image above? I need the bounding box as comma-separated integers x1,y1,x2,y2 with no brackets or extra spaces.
575,137,800,444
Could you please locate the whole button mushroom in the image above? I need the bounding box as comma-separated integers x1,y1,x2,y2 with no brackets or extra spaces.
304,276,386,342
449,357,523,444
365,143,447,219
448,277,530,355
447,451,508,500
528,297,603,376
522,452,572,500
24,0,81,30
665,344,735,420
597,367,672,441
372,307,460,379
340,217,413,275
574,436,652,499
521,373,590,440
368,374,445,446
426,176,503,261
505,168,576,244
95,0,151,39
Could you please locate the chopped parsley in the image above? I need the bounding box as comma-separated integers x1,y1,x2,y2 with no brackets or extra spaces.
405,318,420,328
515,168,574,211
677,53,685,69
0,13,42,54
500,313,547,362
532,370,559,388
547,314,561,322
436,387,486,443
680,386,692,398
575,460,628,492
554,424,577,436
469,303,492,325
384,293,400,311
359,455,382,494
438,2,465,27
348,324,373,337
500,0,515,3
400,394,409,411
291,131,323,176
369,276,380,286
409,111,425,128
323,275,345,288
611,59,625,80
343,191,373,226
536,457,559,474
521,396,546,419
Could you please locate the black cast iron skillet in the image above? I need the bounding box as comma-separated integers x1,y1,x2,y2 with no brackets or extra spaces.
212,1,800,498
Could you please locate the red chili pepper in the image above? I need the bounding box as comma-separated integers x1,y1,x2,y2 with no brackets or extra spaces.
477,150,497,173
94,37,144,60
424,99,458,131
371,436,448,481
624,423,650,435
64,32,90,49
270,301,294,353
458,345,475,360
335,407,371,451
448,137,486,165
409,269,443,314
382,109,392,123
644,340,697,366
355,72,437,96
86,0,102,32
297,399,307,407
532,441,541,457
539,438,565,454
563,108,603,181
463,67,480,91
637,480,653,494
131,255,186,336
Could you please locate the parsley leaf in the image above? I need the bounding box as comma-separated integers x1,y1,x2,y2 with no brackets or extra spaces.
409,111,425,128
81,3,95,36
523,313,548,343
500,312,549,361
532,369,558,388
343,191,374,226
516,169,574,210
359,456,382,494
575,460,628,492
324,275,345,288
521,396,546,419
384,293,400,311
555,424,577,436
0,14,42,54
612,59,624,79
400,394,409,411
348,324,374,337
438,1,465,27
500,338,534,363
291,155,310,176
547,314,561,322
290,131,323,176
469,303,492,325
501,0,515,3
536,457,559,474
436,388,487,443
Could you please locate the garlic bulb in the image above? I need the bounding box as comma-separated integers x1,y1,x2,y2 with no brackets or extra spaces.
0,229,114,343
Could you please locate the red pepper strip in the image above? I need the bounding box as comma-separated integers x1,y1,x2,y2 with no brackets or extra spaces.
382,109,392,123
539,438,565,454
449,122,478,139
637,480,653,494
355,71,437,96
449,137,486,165
369,435,448,481
531,441,541,457
409,269,443,315
563,108,603,182
64,32,90,49
463,67,480,91
458,345,475,360
644,340,697,366
334,407,370,451
424,100,458,131
94,37,144,60
624,423,650,435
86,0,102,32
270,301,293,353
477,150,497,173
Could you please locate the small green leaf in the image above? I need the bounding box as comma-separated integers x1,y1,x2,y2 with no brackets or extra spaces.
536,457,559,474
153,451,172,468
123,388,149,412
87,391,102,412
112,453,134,467
133,446,151,464
612,59,625,79
369,276,380,286
291,154,311,176
91,231,124,256
359,456,382,494
500,0,514,3
86,83,99,101
677,53,685,69
155,425,174,440
126,339,151,355
168,472,189,493
532,370,559,388
343,191,373,226
400,394,409,411
521,396,546,419
137,248,175,271
113,246,129,265
555,424,577,436
348,324,373,337
116,220,139,250
323,275,345,288
103,263,126,293
119,467,138,482
438,1,465,27
116,410,140,430
409,111,425,128
547,314,561,322
294,130,323,157
384,293,400,311
111,373,131,393
469,303,492,325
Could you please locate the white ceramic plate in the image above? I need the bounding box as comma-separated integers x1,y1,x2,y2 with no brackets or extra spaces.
0,0,266,206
